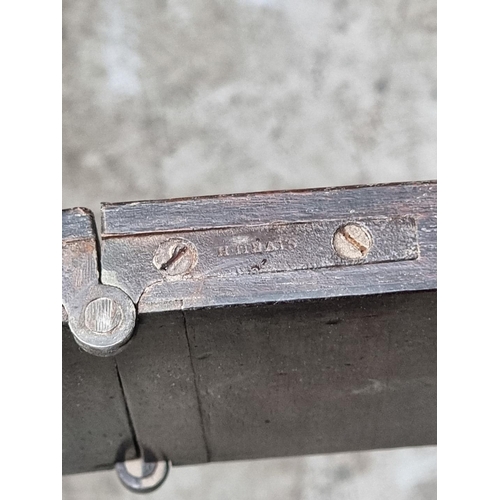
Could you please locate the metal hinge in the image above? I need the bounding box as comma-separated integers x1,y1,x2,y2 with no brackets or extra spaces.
62,182,434,357
62,208,136,356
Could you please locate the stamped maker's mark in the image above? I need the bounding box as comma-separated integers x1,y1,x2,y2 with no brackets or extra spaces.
217,238,298,258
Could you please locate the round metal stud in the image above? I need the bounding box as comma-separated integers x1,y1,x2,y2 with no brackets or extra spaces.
68,284,136,357
84,297,123,333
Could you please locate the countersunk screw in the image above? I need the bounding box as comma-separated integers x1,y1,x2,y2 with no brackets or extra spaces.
333,224,372,260
153,237,198,276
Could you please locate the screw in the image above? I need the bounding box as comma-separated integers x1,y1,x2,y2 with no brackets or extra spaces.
153,238,198,276
84,297,123,334
333,224,372,260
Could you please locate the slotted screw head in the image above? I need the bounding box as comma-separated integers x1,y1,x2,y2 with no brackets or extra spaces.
153,237,198,276
333,224,372,260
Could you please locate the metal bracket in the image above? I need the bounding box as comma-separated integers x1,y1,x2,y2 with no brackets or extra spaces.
62,208,136,357
102,216,419,307
62,182,434,356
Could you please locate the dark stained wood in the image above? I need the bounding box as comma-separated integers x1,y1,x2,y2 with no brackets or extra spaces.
62,324,137,474
116,290,436,465
115,311,208,465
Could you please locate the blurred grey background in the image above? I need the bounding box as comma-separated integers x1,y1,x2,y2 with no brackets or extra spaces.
62,0,436,498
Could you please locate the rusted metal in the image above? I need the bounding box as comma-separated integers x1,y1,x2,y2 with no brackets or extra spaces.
101,215,419,308
333,223,373,259
62,208,136,357
152,237,199,276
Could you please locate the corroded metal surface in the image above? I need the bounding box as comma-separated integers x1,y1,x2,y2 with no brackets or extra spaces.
62,208,136,357
101,215,419,306
98,182,435,313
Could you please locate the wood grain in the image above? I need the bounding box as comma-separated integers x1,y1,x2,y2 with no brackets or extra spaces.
116,290,436,465
102,181,436,236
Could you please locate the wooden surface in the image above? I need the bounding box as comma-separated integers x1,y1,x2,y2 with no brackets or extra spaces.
63,182,437,473
116,290,436,465
102,181,436,236
116,312,208,465
62,324,137,474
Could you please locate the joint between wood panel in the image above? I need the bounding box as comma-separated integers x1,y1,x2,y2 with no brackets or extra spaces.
181,308,211,462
